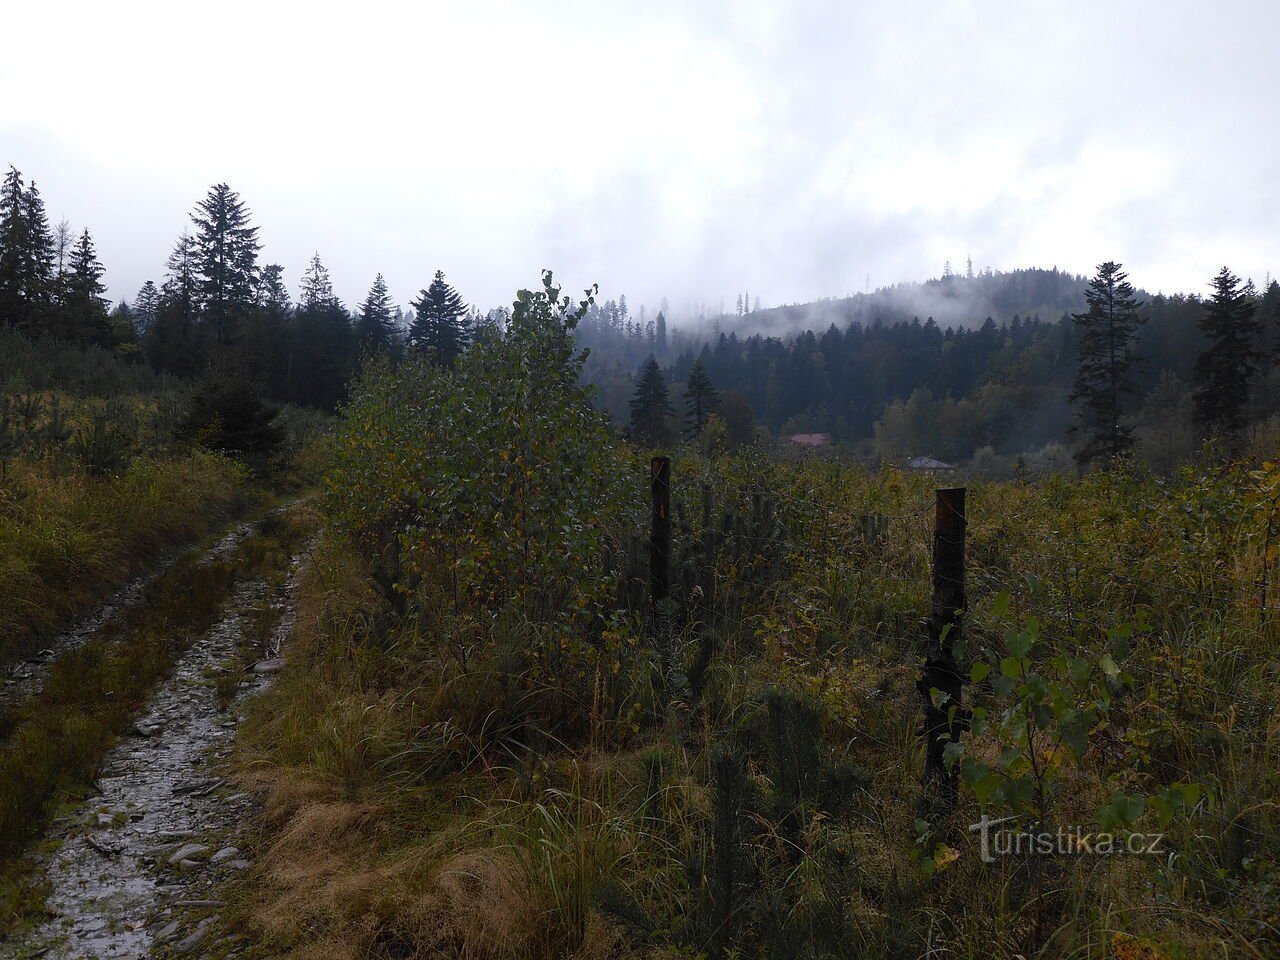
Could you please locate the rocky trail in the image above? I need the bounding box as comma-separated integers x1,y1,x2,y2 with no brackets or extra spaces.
0,522,258,716
1,533,309,960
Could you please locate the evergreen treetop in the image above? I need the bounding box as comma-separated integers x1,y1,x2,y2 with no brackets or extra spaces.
630,355,674,447
0,167,54,333
191,183,260,344
356,273,398,355
409,270,468,365
257,264,291,317
1067,261,1145,468
1193,266,1262,443
299,253,339,312
61,228,112,347
133,280,161,335
684,356,719,439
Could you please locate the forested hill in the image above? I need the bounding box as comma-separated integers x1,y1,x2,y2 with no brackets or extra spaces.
703,266,1091,337
580,266,1280,468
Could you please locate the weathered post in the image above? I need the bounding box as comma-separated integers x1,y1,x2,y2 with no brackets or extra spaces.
918,487,966,805
650,456,672,611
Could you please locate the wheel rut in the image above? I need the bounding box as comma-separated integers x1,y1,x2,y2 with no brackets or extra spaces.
2,543,308,960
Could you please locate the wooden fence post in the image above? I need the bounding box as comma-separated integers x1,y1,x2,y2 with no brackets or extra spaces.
650,456,672,611
918,487,966,805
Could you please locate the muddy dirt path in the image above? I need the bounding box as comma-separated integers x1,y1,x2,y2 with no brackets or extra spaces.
1,547,307,960
0,521,258,715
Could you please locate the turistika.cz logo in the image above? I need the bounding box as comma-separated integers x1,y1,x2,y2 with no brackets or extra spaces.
969,814,1165,864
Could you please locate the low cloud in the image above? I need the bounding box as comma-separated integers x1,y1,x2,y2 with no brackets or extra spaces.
0,0,1275,317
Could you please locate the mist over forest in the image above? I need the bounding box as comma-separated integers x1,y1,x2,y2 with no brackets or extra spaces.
5,164,1277,475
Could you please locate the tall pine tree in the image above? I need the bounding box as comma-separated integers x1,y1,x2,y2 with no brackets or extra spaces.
0,167,54,334
21,179,54,328
145,232,202,375
1261,278,1280,360
684,356,719,438
0,167,28,328
1193,267,1262,443
257,264,291,316
191,183,260,346
238,262,293,389
630,355,674,446
298,253,336,312
355,273,398,356
290,254,354,409
60,228,113,347
1068,261,1145,467
133,280,161,335
409,270,468,364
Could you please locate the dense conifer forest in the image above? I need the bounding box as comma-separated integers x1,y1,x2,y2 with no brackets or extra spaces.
4,166,1278,472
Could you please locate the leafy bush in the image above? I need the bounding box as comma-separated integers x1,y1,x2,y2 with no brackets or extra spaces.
327,273,640,729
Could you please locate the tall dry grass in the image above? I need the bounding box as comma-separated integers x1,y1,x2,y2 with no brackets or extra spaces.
0,451,252,665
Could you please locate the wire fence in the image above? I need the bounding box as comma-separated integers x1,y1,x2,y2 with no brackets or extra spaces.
635,457,1279,858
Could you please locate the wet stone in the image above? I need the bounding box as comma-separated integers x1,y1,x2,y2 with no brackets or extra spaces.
0,533,308,960
173,842,214,863
173,916,215,953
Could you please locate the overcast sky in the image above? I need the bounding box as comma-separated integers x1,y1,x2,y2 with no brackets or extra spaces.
1,0,1276,320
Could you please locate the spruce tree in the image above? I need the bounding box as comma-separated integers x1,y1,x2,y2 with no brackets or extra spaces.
145,232,201,375
239,263,292,389
355,273,397,355
684,356,719,438
1193,267,1262,443
409,270,468,364
257,264,291,316
163,233,200,310
21,179,54,325
298,253,337,312
62,228,113,347
0,167,27,327
133,280,161,335
630,355,674,446
655,309,668,357
1068,261,1145,467
0,167,54,333
190,183,260,345
291,254,354,409
1261,278,1280,360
